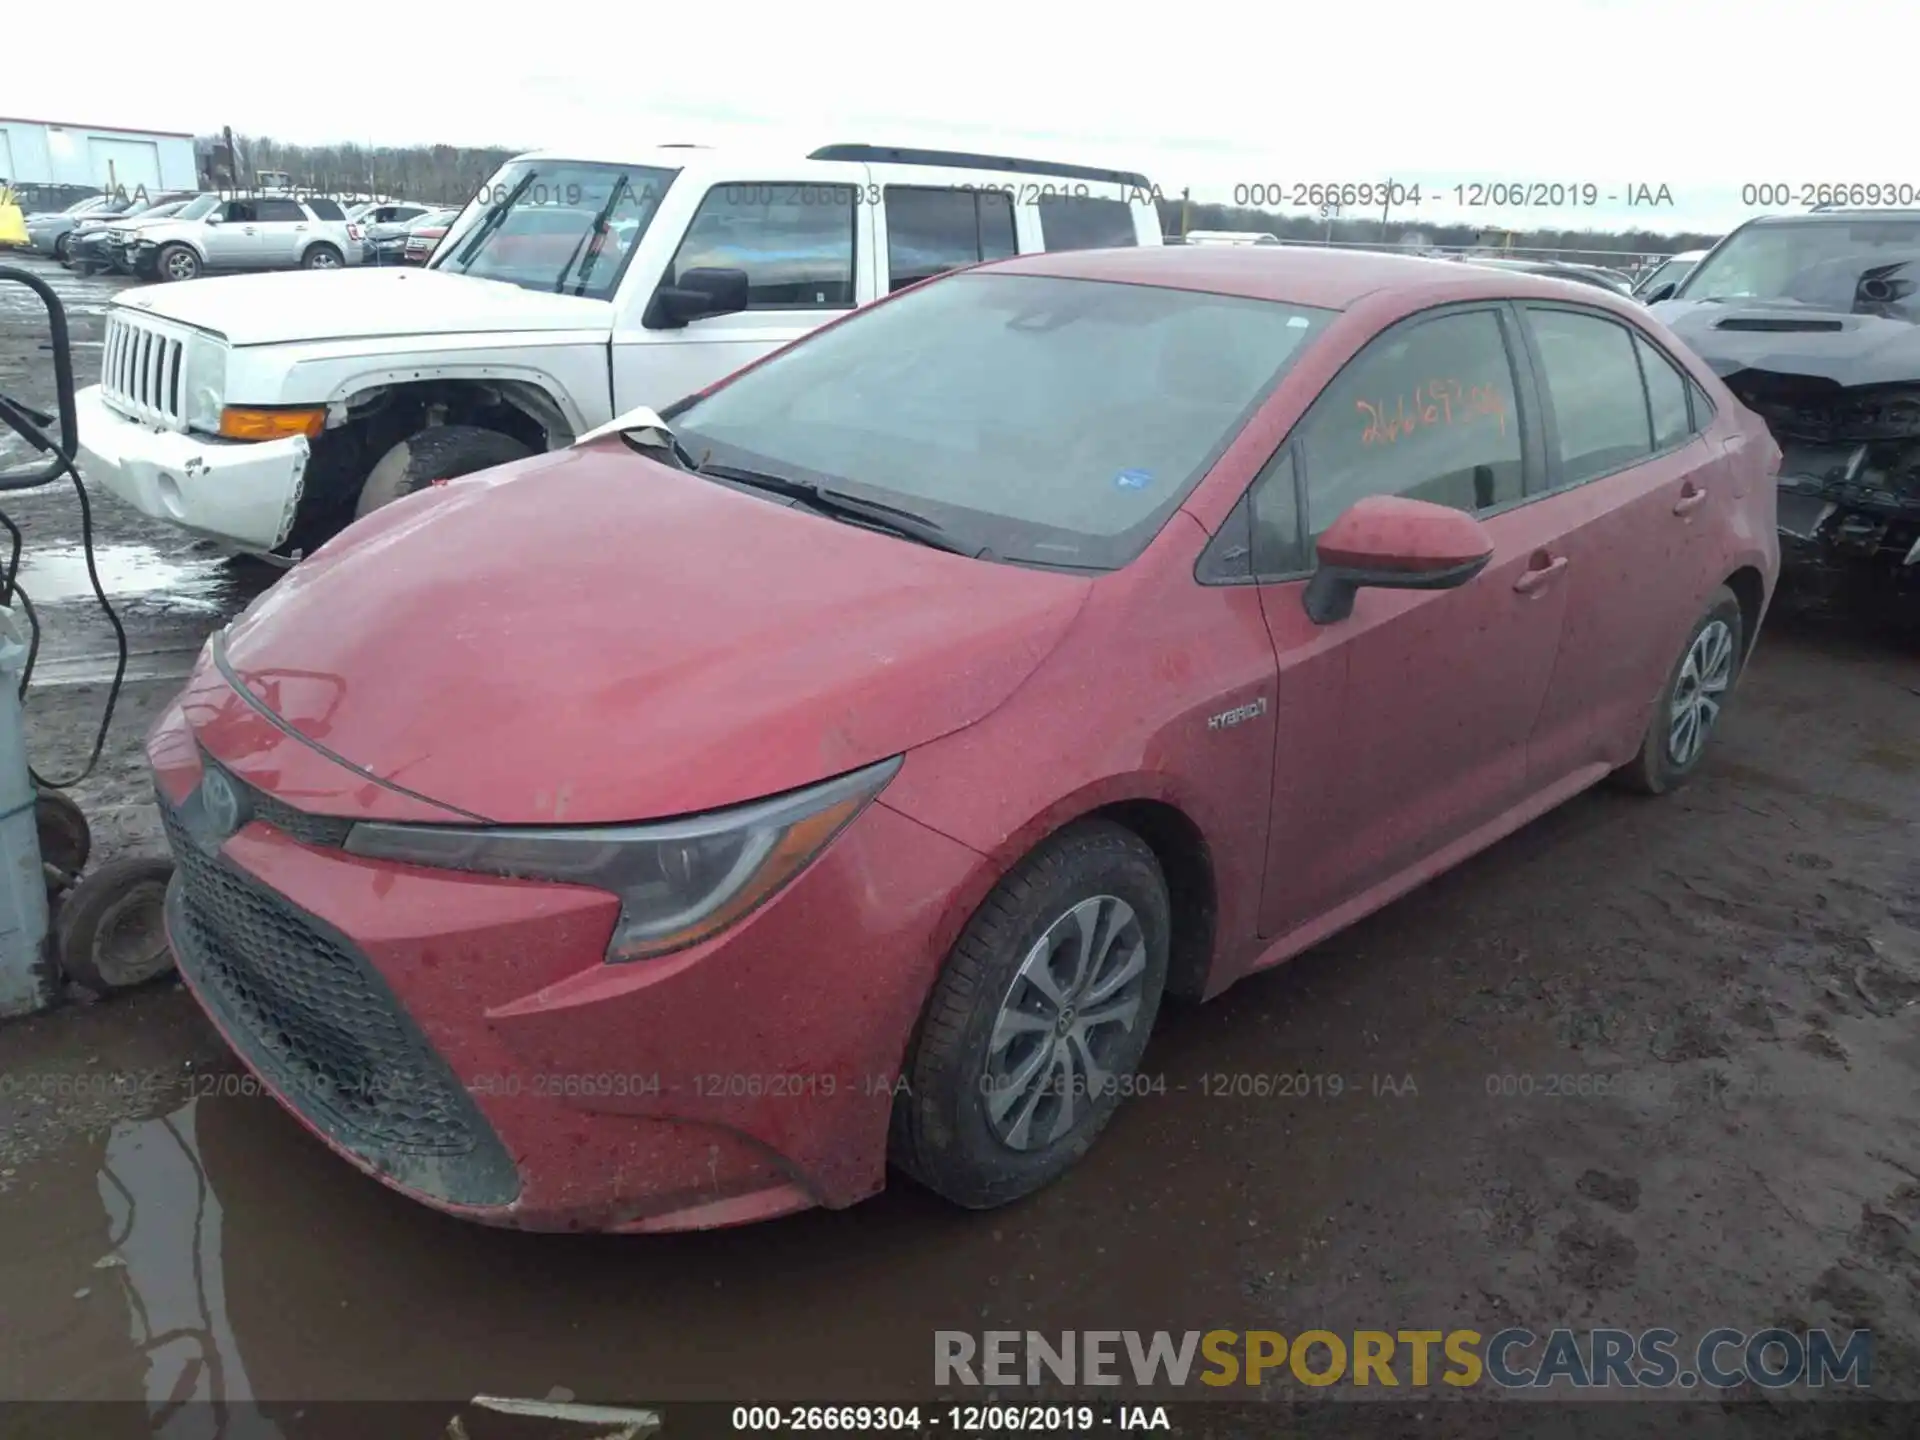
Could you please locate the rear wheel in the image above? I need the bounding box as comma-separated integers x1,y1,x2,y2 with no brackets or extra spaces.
1615,586,1745,795
354,424,534,519
52,232,72,261
155,243,201,282
302,242,343,270
891,820,1170,1209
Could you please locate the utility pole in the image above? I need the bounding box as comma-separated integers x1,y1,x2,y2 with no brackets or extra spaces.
1381,179,1393,242
1181,186,1190,239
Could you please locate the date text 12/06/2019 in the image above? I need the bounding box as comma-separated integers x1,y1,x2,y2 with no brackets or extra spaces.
729,1405,1173,1432
1228,182,1676,210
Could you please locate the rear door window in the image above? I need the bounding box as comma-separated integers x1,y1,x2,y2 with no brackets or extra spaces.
1037,195,1138,252
668,183,856,309
305,198,346,221
884,185,1017,292
1524,307,1655,485
1634,334,1694,450
253,198,306,222
1294,308,1525,543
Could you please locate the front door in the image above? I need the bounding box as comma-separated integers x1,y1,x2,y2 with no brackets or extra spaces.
610,163,878,415
1249,305,1573,943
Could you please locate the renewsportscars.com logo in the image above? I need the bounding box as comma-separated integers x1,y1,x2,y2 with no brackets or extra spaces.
935,1328,1873,1390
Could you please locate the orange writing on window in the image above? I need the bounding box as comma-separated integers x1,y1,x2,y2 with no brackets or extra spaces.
1357,378,1509,446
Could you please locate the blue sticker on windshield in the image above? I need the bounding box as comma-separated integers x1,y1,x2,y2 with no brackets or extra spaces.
1114,469,1154,491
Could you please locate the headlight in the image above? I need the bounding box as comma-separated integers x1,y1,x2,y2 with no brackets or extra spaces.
183,339,226,434
343,756,902,961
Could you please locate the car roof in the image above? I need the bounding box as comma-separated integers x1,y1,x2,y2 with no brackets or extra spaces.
979,244,1636,312
1745,209,1920,224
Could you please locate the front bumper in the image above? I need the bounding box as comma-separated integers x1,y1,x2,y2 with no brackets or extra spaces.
147,684,982,1232
75,385,309,553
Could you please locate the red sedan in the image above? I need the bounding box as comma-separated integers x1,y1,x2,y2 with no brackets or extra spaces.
149,246,1781,1232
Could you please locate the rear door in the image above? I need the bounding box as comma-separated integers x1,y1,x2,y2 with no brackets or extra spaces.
1512,304,1727,787
1249,305,1573,943
248,196,310,265
609,162,876,413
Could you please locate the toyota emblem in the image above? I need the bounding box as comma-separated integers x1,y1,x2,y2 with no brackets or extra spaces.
200,767,241,839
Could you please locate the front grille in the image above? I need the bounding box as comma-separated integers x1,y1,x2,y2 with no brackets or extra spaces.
159,788,520,1207
102,312,188,429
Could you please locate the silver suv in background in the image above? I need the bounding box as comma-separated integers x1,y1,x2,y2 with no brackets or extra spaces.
125,194,366,281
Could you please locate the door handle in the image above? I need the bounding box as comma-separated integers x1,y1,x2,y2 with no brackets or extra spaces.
1514,553,1569,594
1673,481,1708,516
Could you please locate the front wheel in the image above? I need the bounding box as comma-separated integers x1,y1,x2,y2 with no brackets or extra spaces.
354,424,534,519
302,242,343,270
1615,586,1745,795
154,243,201,282
891,820,1171,1209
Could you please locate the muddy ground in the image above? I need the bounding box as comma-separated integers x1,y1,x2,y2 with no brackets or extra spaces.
0,253,1916,1434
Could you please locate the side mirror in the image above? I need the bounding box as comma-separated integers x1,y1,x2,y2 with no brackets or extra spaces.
1640,281,1675,304
644,266,750,329
1302,495,1495,625
204,212,223,226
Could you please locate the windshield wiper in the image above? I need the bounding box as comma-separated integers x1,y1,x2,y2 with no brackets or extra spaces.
700,462,979,557
556,178,633,296
446,171,535,269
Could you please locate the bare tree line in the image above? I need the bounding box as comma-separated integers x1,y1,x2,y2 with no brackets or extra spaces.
195,135,1718,258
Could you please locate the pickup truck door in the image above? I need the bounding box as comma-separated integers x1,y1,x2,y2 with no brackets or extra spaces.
609,160,879,415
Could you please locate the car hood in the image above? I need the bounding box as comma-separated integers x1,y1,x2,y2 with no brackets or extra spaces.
1654,294,1920,388
113,266,610,346
210,442,1092,824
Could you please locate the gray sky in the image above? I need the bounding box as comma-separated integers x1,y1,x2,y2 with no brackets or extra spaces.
7,0,1907,235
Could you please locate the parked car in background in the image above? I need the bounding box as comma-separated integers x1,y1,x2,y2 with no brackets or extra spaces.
401,211,457,264
1464,256,1636,295
28,192,139,259
372,206,456,264
68,196,203,274
1633,249,1709,302
123,194,366,281
1651,210,1920,598
1181,229,1281,246
32,192,157,261
145,245,1779,1231
349,200,434,228
76,141,1164,560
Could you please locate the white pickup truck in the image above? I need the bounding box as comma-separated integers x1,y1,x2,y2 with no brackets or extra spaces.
76,143,1165,558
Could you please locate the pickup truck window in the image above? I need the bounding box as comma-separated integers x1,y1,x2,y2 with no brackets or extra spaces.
884,185,1017,292
668,184,857,310
673,272,1333,570
1038,195,1139,252
433,160,675,300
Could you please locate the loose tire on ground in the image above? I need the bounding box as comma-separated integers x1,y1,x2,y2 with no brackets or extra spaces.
35,787,91,894
354,425,534,519
155,243,201,282
1614,585,1746,796
891,819,1171,1209
56,856,178,993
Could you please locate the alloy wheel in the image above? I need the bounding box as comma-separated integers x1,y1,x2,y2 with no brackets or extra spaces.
982,894,1149,1151
1668,618,1734,767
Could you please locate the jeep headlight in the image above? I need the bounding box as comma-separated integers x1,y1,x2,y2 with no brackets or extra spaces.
183,340,226,434
342,757,902,961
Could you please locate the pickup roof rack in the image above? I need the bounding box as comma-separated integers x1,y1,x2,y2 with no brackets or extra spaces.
807,144,1150,190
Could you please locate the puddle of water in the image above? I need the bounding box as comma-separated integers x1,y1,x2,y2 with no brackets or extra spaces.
15,543,232,611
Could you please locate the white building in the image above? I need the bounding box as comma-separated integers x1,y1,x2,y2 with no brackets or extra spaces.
0,116,198,195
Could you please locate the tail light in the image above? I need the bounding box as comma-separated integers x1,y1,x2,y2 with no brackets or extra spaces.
347,223,364,240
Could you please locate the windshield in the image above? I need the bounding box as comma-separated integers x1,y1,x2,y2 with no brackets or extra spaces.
1638,256,1695,294
671,272,1334,571
431,160,676,300
1677,219,1920,311
173,195,219,221
134,201,190,221
67,195,109,215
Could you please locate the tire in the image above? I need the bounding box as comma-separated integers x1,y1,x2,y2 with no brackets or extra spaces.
52,232,71,261
155,243,201,282
35,787,91,892
55,856,178,993
891,820,1171,1209
1614,586,1745,796
302,242,343,270
354,424,534,519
